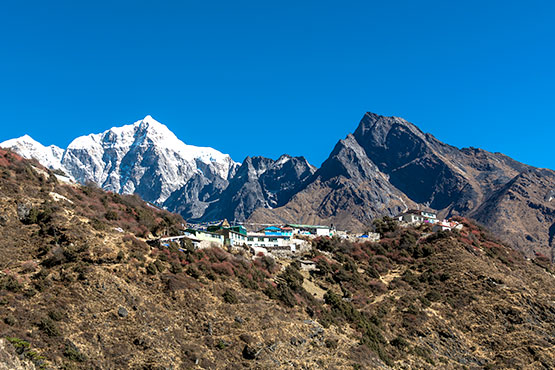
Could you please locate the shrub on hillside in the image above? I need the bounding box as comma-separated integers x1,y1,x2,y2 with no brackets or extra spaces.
222,288,238,304
211,261,235,276
372,216,398,236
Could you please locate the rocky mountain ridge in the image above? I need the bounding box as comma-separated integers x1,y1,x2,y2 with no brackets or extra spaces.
250,112,554,259
2,112,554,260
1,116,241,215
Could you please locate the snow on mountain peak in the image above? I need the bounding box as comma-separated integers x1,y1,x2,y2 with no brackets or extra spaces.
0,134,64,169
1,115,240,208
59,116,239,203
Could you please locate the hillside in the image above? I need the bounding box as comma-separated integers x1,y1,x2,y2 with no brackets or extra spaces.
0,150,554,369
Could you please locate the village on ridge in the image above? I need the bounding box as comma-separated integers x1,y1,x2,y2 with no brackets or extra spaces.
151,209,464,260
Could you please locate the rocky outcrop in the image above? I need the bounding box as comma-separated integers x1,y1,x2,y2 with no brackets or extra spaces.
197,154,316,222
249,134,414,230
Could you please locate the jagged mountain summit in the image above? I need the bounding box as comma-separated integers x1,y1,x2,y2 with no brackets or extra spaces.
1,115,240,207
0,116,317,223
249,133,414,230
250,112,555,259
60,115,239,204
192,154,317,222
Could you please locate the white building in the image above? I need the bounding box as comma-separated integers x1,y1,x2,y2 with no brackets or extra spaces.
220,229,248,247
186,230,225,248
432,221,464,232
246,232,311,255
246,233,291,248
397,210,438,224
286,224,331,237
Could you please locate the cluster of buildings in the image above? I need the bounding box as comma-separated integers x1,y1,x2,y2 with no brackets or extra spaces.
396,209,463,232
152,210,464,259
153,220,336,258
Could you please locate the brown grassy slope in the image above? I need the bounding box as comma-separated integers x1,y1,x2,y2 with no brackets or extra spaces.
0,149,554,369
0,150,369,369
283,218,555,369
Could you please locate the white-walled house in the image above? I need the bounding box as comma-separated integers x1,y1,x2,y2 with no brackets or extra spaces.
397,210,438,224
247,232,291,248
432,221,464,232
220,229,248,247
286,224,331,237
246,232,311,255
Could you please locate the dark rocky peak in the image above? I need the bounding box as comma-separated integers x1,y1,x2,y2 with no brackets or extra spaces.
232,156,275,182
197,154,317,222
352,112,456,173
262,155,314,179
317,134,381,183
236,154,315,184
353,112,427,147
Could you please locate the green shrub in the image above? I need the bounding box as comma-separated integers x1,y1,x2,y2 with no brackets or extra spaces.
170,261,183,274
63,342,86,362
154,259,165,272
39,317,60,337
222,289,238,304
390,336,408,348
48,309,65,321
372,216,398,235
0,275,22,292
104,210,119,221
186,267,200,279
425,290,442,302
4,315,16,325
279,264,304,291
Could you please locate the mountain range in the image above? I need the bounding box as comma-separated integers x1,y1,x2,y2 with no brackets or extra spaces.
2,113,554,260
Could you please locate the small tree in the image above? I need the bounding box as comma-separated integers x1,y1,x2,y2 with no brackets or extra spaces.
372,216,398,236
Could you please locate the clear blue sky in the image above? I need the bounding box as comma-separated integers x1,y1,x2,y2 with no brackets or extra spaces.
2,0,554,169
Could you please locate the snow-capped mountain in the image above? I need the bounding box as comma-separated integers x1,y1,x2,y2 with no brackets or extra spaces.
0,134,65,170
61,115,239,204
1,115,240,207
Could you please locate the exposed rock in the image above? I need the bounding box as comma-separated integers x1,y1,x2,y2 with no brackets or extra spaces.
0,339,36,370
16,203,31,221
197,154,316,222
471,169,555,259
118,307,128,318
249,133,415,230
242,344,259,360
